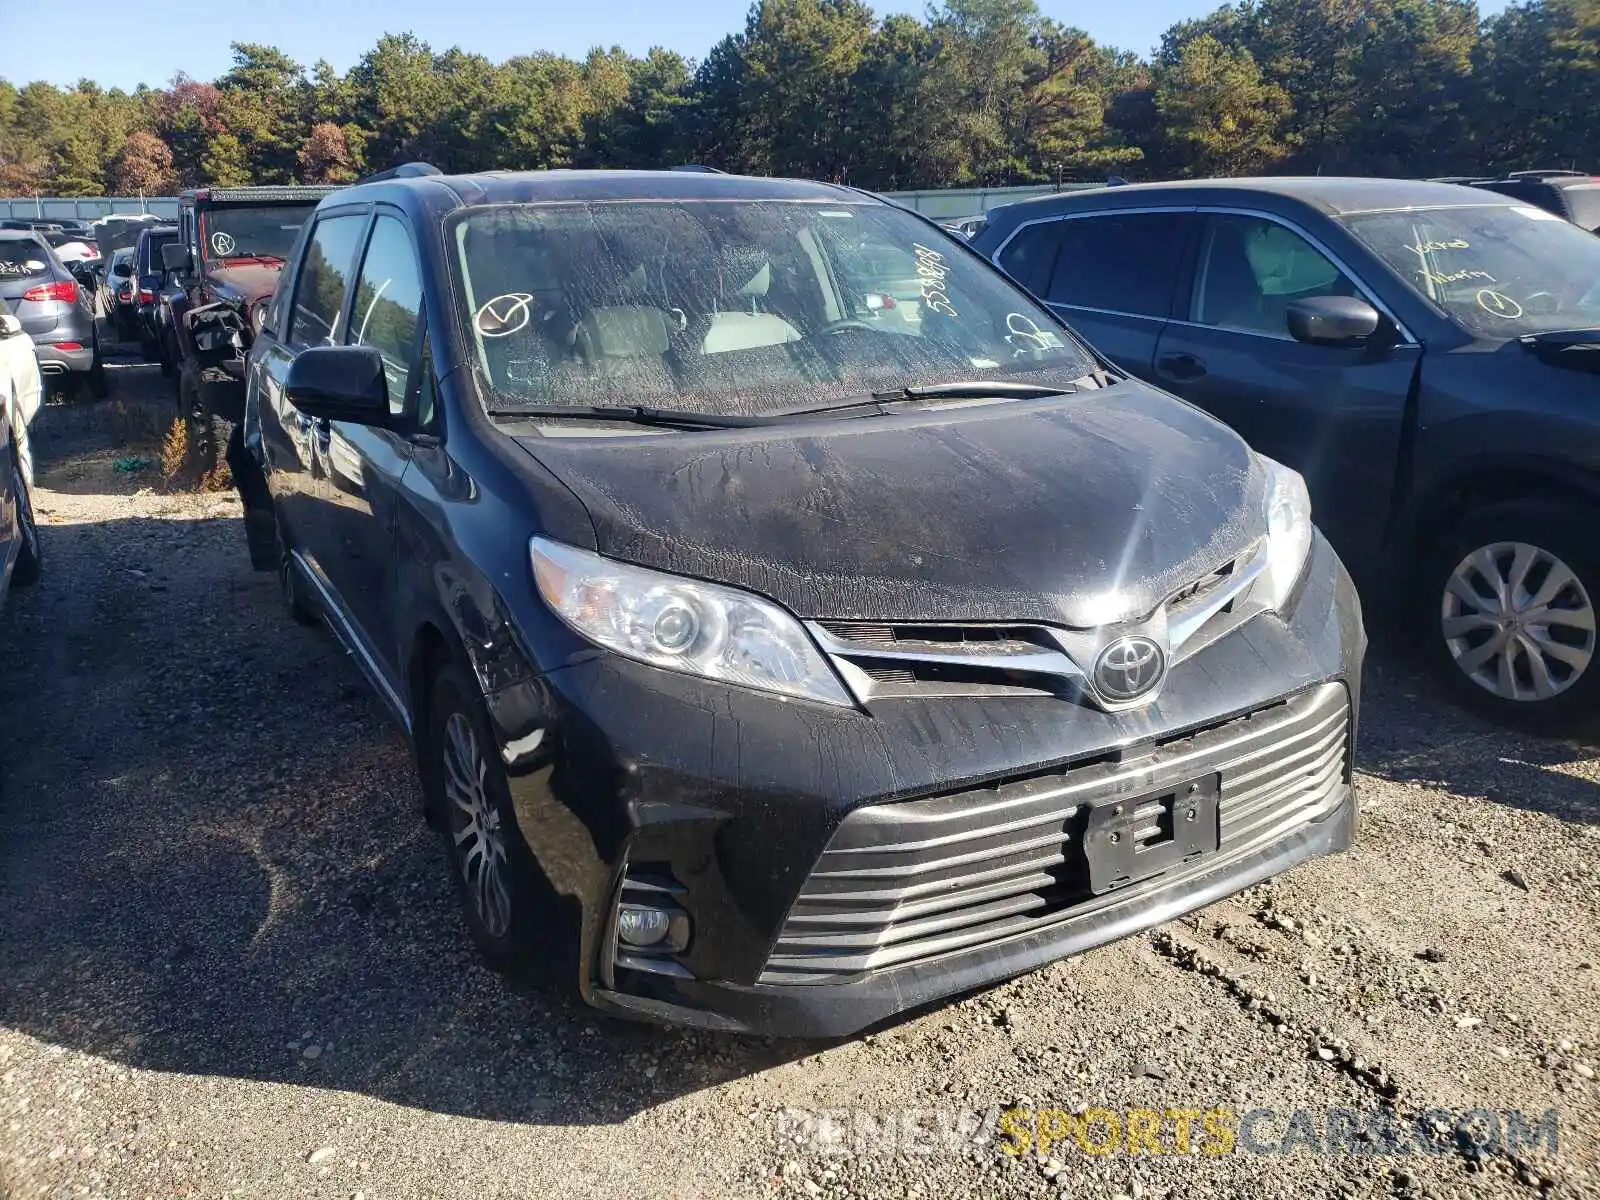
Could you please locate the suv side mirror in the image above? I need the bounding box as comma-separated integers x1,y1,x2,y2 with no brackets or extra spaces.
1287,296,1381,345
161,243,192,273
286,345,397,428
111,261,133,279
0,314,23,338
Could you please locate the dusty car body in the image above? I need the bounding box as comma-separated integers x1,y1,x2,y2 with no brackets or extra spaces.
244,168,1365,1036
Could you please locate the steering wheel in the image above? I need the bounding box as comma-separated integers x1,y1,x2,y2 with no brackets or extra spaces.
1522,291,1562,317
819,319,877,335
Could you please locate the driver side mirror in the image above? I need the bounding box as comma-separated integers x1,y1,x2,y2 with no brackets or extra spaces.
111,261,133,279
161,243,192,274
0,314,24,338
1287,296,1381,346
286,345,400,429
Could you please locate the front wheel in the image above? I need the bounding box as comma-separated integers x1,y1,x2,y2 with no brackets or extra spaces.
1417,500,1600,732
425,662,543,972
10,445,40,587
86,343,109,399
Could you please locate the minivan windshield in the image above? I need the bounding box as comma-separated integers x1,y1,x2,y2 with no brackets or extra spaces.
451,199,1095,416
1341,203,1600,338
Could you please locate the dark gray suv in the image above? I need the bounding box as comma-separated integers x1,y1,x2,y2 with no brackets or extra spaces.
973,177,1600,730
0,231,107,398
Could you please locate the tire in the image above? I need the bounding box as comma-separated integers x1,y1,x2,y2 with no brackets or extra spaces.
1416,499,1600,733
10,445,40,588
179,366,223,477
276,520,318,625
424,661,543,972
86,342,109,399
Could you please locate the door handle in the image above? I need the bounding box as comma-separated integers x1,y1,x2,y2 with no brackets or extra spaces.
1158,353,1207,380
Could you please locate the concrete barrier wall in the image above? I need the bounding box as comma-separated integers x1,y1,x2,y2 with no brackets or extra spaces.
1,196,181,221
6,183,1106,225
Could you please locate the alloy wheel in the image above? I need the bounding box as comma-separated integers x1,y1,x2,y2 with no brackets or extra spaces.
1441,540,1597,702
443,712,511,939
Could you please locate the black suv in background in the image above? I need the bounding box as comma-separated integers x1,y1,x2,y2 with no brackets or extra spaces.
973,177,1600,729
132,224,178,368
1471,170,1600,232
241,167,1364,1035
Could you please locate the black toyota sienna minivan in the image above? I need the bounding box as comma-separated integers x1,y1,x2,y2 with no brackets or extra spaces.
243,167,1365,1036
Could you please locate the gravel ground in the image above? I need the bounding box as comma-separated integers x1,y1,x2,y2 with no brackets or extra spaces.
1,343,1597,1200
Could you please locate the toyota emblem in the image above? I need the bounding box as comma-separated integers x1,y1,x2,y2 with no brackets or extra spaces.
1092,635,1166,703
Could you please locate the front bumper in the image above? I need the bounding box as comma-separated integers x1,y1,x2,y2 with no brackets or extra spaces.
597,787,1355,1036
491,534,1364,1038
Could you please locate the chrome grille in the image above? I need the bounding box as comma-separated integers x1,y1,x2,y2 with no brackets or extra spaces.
760,682,1349,984
808,541,1268,706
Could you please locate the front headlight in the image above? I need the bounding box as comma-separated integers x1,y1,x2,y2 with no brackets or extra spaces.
1260,455,1313,611
531,538,853,707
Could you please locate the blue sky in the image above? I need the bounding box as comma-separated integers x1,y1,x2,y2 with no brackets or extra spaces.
0,0,1517,92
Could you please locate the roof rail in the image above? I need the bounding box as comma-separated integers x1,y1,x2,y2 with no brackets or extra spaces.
357,162,443,184
1505,169,1588,180
670,163,727,174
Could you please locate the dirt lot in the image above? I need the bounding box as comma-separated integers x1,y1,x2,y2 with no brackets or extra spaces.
1,344,1597,1200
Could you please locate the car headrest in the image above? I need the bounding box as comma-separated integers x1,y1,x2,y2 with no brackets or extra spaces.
578,306,670,359
719,246,771,298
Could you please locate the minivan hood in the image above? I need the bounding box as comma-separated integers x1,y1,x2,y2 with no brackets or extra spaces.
513,381,1267,627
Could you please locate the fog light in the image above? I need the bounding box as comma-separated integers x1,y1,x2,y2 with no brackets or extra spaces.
617,904,673,947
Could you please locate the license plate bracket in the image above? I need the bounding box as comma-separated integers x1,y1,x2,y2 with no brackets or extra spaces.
1083,774,1220,895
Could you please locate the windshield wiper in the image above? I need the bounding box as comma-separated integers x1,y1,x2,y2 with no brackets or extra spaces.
772,380,1078,420
876,380,1078,401
487,404,769,430
490,382,1082,431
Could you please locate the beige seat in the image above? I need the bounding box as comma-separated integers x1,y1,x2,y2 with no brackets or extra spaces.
701,257,800,355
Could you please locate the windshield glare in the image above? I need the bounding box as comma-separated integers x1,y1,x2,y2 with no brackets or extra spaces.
451,200,1093,416
201,205,314,261
1342,203,1600,338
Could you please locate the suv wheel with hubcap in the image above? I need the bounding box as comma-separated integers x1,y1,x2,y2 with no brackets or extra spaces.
1421,500,1600,731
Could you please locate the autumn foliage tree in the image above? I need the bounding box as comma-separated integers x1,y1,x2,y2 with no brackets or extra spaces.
109,129,176,194
298,122,358,182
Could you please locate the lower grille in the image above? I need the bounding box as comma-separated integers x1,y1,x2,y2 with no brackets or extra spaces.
760,682,1349,984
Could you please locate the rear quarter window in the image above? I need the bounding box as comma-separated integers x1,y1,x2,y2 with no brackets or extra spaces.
996,220,1066,295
